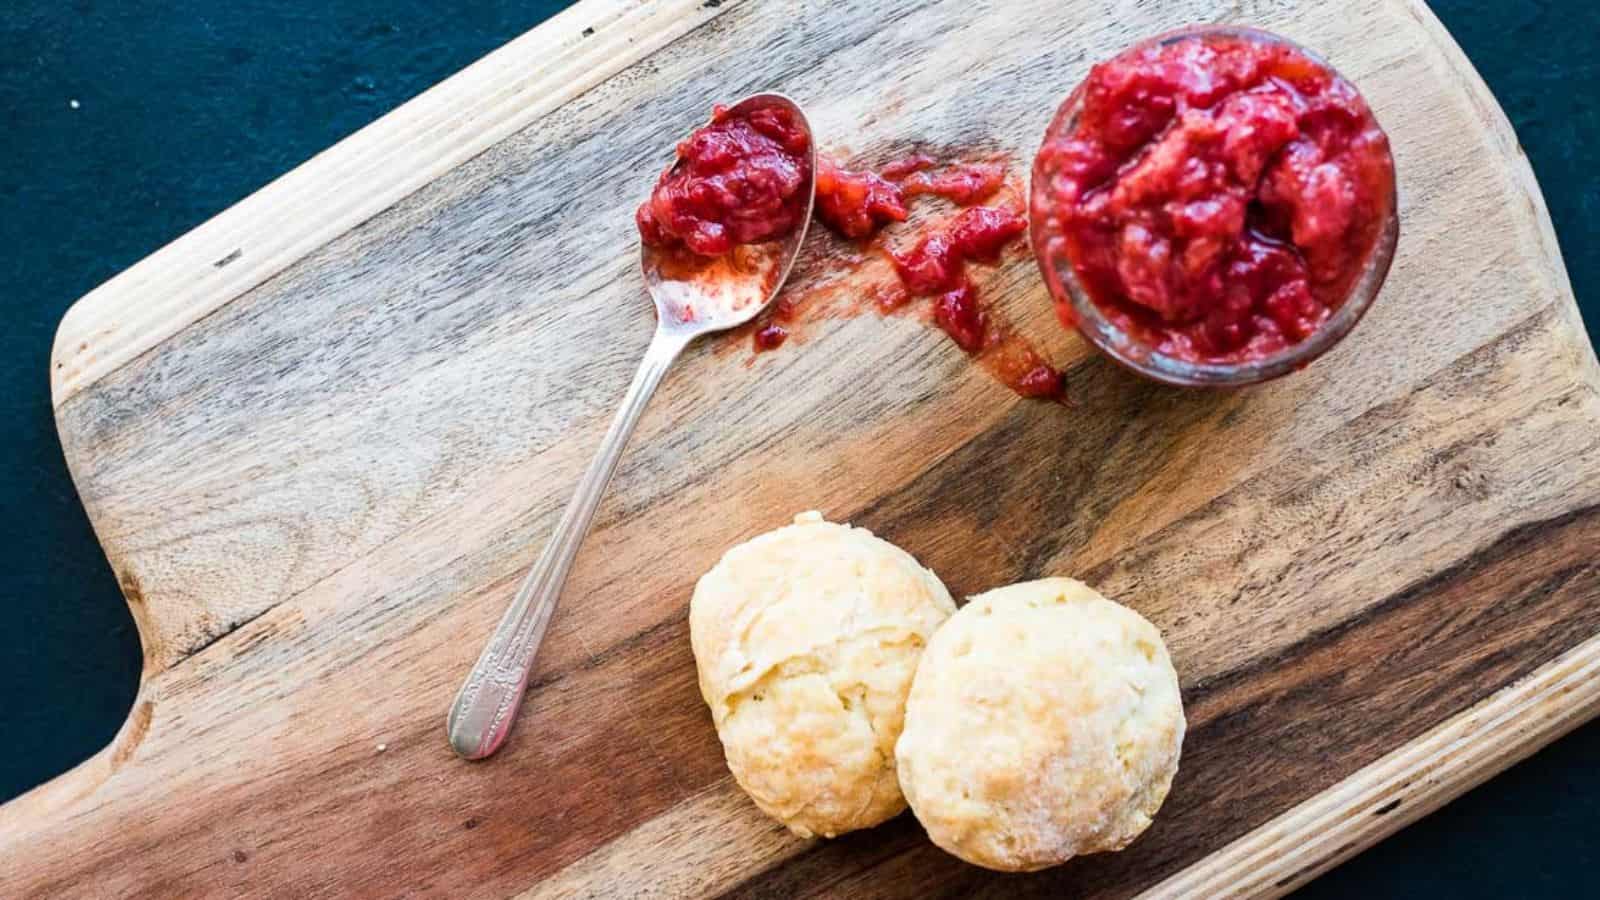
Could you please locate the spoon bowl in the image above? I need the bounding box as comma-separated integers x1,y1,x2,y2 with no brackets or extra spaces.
641,92,816,335
447,92,815,761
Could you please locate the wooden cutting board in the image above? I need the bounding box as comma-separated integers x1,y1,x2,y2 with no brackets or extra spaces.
9,0,1598,896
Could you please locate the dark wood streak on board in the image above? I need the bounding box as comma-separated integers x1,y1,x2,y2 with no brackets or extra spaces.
722,503,1600,900
854,355,1237,598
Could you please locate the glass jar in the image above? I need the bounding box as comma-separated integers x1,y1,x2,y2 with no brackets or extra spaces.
1030,25,1399,387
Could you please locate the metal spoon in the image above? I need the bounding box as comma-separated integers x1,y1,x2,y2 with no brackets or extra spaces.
447,93,815,760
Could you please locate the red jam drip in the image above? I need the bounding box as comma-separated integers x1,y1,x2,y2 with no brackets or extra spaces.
1033,30,1394,364
885,206,1067,400
753,323,789,350
932,284,986,353
750,297,798,352
814,158,908,239
739,147,1067,402
1015,364,1067,398
890,207,1028,294
814,156,1009,239
900,160,1006,205
878,154,936,180
637,104,812,256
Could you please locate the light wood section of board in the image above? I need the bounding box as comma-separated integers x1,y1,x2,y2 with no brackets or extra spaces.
10,0,1598,897
48,0,743,410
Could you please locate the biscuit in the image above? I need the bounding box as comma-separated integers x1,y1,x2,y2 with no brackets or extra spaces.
690,511,955,838
896,578,1184,871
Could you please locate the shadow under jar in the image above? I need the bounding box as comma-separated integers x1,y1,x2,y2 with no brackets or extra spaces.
1030,25,1398,387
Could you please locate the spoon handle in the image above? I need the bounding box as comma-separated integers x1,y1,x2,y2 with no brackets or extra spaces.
447,325,690,760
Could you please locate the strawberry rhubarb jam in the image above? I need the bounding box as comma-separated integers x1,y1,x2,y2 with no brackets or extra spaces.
637,103,812,256
1032,26,1396,379
766,151,1065,401
812,156,1007,240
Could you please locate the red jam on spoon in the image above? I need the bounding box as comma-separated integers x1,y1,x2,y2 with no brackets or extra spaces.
638,103,812,256
639,104,1066,402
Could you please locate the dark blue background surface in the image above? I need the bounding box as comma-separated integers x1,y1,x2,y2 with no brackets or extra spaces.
2,2,1595,894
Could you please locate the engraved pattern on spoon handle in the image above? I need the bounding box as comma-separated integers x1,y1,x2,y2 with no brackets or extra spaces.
447,326,690,760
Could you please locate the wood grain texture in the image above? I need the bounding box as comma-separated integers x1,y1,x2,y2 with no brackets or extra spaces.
9,0,1597,897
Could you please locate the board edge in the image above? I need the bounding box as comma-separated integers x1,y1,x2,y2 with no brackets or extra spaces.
1147,3,1599,893
27,0,740,851
1144,629,1600,899
47,0,740,412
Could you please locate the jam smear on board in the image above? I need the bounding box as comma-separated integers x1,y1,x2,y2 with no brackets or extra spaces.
752,151,1068,402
